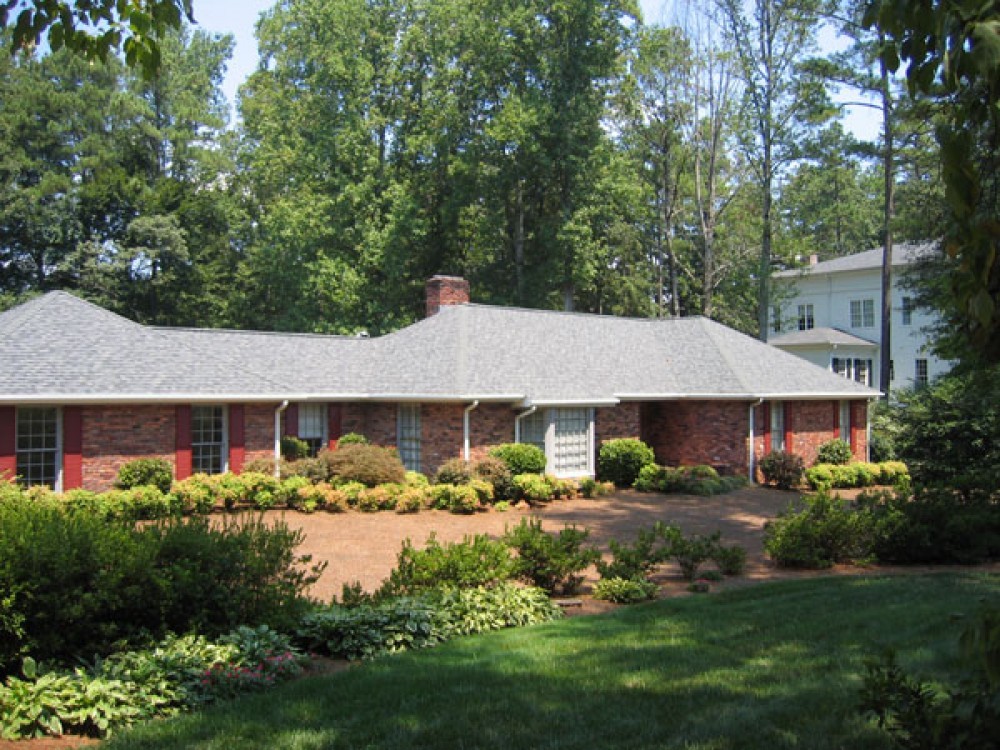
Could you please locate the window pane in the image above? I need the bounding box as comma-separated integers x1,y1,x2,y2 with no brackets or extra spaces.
519,410,546,453
16,407,59,488
553,409,590,475
298,404,326,456
915,359,928,387
191,406,225,474
397,405,421,472
770,404,785,452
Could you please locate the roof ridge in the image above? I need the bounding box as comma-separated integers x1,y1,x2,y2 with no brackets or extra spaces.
697,318,760,394
460,302,703,325
153,325,366,341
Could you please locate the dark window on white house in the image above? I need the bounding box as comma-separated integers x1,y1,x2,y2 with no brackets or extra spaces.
901,297,914,325
192,405,226,474
397,405,421,472
298,404,327,456
797,304,814,330
915,359,928,387
16,407,60,489
850,299,875,328
832,358,873,386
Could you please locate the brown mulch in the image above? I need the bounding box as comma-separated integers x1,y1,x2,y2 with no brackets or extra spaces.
5,486,997,749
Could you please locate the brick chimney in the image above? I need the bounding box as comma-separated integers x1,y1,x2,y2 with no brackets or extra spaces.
809,254,819,266
426,275,470,317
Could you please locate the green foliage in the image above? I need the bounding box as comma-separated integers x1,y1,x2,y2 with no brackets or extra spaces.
579,477,614,498
115,458,174,493
860,607,1000,750
471,456,515,502
592,577,658,604
763,493,876,569
356,484,401,512
427,483,480,514
323,444,406,487
336,433,369,446
169,474,217,514
488,444,547,476
512,473,556,504
816,439,852,465
633,464,746,495
379,534,514,596
598,438,655,487
596,524,673,582
434,458,473,485
713,544,748,576
667,529,723,582
759,451,805,490
804,461,911,491
279,436,311,461
502,519,600,594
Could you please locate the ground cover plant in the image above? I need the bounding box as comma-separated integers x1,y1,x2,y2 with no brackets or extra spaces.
102,574,1000,750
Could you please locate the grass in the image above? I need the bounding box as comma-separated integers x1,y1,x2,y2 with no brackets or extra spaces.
105,573,1000,750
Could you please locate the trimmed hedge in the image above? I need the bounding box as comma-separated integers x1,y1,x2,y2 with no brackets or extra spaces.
597,438,655,487
804,461,910,491
488,443,546,475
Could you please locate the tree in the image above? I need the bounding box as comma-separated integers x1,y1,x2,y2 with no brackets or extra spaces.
2,0,194,76
715,0,833,341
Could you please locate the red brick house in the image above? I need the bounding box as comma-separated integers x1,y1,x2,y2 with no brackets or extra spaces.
0,276,878,491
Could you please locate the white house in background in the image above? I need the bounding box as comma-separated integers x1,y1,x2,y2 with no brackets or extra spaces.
769,242,952,393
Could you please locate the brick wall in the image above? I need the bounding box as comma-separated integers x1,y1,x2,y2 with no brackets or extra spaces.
245,404,276,465
82,405,175,491
851,400,869,461
642,401,750,475
469,403,515,461
426,276,470,317
596,403,641,446
421,404,464,475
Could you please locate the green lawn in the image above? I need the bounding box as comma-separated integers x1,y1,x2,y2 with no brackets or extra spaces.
106,573,999,750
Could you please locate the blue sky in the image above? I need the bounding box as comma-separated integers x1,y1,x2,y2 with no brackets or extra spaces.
194,0,877,140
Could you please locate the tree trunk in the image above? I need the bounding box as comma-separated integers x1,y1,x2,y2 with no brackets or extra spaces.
879,35,895,397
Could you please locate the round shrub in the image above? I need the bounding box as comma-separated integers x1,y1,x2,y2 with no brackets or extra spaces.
512,473,555,504
280,435,311,461
322,444,406,487
759,451,805,490
598,438,655,487
593,577,658,604
434,458,473,485
336,432,369,446
488,443,546,475
116,457,174,493
472,456,515,501
816,438,853,465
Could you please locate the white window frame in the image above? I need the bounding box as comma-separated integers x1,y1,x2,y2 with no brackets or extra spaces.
192,405,228,475
397,404,421,472
839,401,850,443
516,407,595,478
914,359,928,387
770,403,785,452
297,403,328,456
797,303,814,331
901,297,913,326
850,298,875,328
15,406,62,490
831,357,873,386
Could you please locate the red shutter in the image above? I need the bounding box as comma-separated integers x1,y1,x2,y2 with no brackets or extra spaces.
229,405,245,473
0,407,15,481
175,405,192,480
784,403,794,455
283,404,299,437
762,403,771,454
832,401,840,434
63,406,83,490
328,404,342,449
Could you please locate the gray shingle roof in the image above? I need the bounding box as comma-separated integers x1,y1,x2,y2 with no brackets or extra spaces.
774,241,938,278
769,327,878,348
0,292,879,404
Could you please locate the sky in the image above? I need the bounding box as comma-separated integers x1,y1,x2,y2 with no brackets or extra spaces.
193,0,878,140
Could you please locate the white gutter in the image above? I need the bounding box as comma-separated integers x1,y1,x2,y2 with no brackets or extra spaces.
748,398,764,484
520,398,620,408
462,401,480,460
613,391,882,400
514,405,537,443
273,400,289,479
0,392,526,406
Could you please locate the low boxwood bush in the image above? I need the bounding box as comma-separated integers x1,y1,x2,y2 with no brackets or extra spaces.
596,524,672,582
471,456,515,501
434,458,473,485
805,461,912,491
115,457,173,493
759,451,805,490
323,444,406,487
502,518,600,594
633,464,746,496
279,435,311,461
593,577,659,604
488,443,546,475
579,477,614,498
816,438,853,465
598,438,655,487
379,534,514,596
336,432,369,446
712,544,747,576
512,473,555,504
763,492,876,568
427,483,480,513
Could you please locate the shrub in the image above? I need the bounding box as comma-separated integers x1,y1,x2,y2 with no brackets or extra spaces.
713,544,747,576
471,456,515,501
357,484,400,512
512,473,555,504
241,456,281,477
593,577,658,604
579,477,614,498
169,474,217,514
763,492,876,568
667,530,722,581
404,470,429,487
804,464,835,491
323,444,406,487
434,458,473,485
115,458,173,493
336,432,369,446
238,472,282,511
816,438,853,465
598,438,655,487
380,534,514,596
488,443,546,475
338,480,367,508
468,478,494,505
394,488,425,513
282,457,329,483
634,463,745,496
279,435,311,461
502,519,600,594
596,524,672,582
759,451,805,490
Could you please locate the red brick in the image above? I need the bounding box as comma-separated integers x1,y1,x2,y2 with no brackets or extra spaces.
425,276,470,317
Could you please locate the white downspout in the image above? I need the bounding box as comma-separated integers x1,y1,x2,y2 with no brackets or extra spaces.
463,400,479,461
274,400,289,479
748,398,764,484
514,405,537,443
866,399,873,463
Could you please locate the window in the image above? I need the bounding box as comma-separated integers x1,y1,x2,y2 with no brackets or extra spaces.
831,357,873,386
770,403,785,452
397,405,421,472
901,297,914,326
915,359,928,387
192,405,226,474
16,407,60,489
850,299,875,328
797,303,814,331
839,401,850,443
517,408,595,477
771,305,782,334
298,404,327,456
